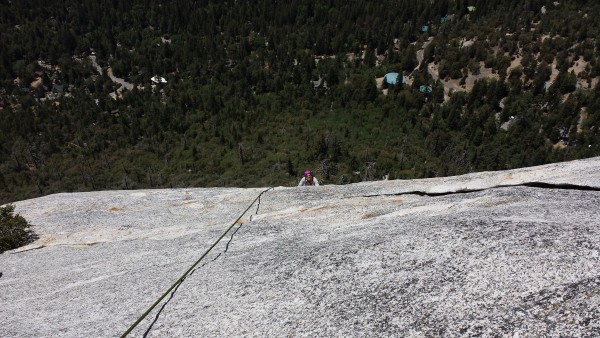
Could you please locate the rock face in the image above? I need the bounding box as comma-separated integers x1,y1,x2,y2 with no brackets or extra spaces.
1,157,600,337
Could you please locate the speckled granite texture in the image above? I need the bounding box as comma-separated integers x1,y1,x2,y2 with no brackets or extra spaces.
1,157,599,337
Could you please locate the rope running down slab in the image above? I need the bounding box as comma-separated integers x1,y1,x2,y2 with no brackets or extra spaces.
120,187,274,338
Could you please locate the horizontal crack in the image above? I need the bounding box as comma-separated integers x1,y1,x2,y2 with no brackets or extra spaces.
363,181,600,198
519,182,600,191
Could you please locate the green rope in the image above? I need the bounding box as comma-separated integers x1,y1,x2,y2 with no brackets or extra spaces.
120,187,274,338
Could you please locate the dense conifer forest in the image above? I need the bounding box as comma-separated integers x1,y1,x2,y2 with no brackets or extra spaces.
1,0,600,203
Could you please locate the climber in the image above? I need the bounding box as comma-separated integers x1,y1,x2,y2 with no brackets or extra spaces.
298,169,319,186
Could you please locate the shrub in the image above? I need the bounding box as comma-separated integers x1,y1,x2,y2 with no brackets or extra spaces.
0,204,36,253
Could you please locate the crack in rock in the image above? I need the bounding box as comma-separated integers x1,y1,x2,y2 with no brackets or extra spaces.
363,182,600,198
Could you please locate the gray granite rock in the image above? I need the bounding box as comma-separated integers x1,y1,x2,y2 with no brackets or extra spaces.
1,157,599,337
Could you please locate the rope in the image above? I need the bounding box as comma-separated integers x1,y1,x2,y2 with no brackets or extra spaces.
120,187,274,338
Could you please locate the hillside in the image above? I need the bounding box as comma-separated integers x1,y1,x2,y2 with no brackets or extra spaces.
1,157,599,336
1,0,600,203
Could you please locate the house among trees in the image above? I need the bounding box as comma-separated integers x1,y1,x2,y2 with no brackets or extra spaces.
151,75,167,84
311,76,327,89
384,72,401,85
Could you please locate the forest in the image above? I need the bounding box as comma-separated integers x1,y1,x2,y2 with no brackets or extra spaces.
1,0,600,203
